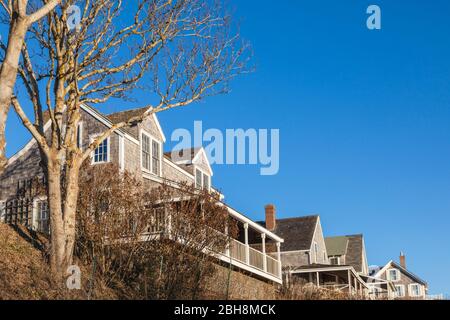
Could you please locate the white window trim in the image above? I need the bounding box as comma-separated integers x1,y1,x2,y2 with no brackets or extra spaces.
140,129,162,177
90,134,111,165
0,200,5,222
394,284,405,297
32,196,48,232
313,241,318,263
409,283,422,297
387,268,401,282
330,256,341,265
119,135,125,172
195,166,211,191
77,122,84,151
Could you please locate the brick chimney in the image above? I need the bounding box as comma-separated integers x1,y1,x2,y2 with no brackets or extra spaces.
265,204,276,231
400,251,406,269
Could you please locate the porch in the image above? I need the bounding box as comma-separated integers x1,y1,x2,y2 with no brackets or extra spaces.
361,275,396,299
288,264,369,298
148,203,284,284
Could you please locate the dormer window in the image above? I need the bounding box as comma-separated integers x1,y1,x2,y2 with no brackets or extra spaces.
141,130,161,176
195,168,210,190
388,268,400,281
330,256,340,265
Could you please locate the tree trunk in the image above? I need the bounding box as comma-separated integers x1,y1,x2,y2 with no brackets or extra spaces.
46,155,67,283
0,17,29,173
62,162,81,267
46,151,81,285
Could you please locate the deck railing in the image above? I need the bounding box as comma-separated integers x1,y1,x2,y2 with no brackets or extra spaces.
149,210,281,280
229,238,247,263
228,238,280,278
266,255,280,277
249,246,264,271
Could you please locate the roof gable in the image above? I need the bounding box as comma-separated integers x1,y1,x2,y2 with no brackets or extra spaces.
258,215,319,251
325,236,349,256
165,147,213,176
345,234,365,273
106,107,166,142
375,260,427,286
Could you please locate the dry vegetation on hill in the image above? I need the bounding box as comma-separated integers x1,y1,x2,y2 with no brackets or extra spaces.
0,224,115,300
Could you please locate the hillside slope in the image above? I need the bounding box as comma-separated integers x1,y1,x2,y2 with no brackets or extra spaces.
0,223,115,300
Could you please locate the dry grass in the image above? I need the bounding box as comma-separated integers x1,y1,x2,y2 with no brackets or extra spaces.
279,283,366,300
0,223,116,300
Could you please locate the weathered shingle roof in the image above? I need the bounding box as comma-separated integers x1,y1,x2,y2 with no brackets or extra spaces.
258,215,318,252
325,236,349,256
164,147,202,162
345,234,365,273
106,107,150,124
325,234,365,273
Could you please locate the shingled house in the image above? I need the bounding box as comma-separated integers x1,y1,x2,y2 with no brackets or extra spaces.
258,205,368,297
370,253,428,299
0,104,284,286
325,235,369,275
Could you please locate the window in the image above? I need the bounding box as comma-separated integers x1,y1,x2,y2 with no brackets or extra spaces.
395,285,405,297
196,169,202,188
314,242,318,263
410,284,422,297
203,172,210,190
152,140,160,175
142,134,151,171
141,131,161,176
77,122,83,150
330,256,340,265
0,200,5,222
92,137,109,164
388,268,400,281
195,168,210,190
36,200,49,234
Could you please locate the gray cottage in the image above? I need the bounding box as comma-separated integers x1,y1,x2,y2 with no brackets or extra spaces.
0,104,284,285
370,253,428,299
325,234,369,275
258,204,369,297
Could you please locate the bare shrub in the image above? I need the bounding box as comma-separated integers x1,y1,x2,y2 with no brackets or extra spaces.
279,276,364,300
76,163,238,299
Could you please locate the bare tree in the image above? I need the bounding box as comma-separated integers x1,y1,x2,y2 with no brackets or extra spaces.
0,0,61,172
12,0,249,282
76,163,238,299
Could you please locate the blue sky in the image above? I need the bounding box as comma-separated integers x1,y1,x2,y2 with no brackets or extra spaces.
5,1,450,295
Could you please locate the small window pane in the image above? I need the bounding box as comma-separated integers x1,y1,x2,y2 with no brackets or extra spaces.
142,134,151,170
152,140,160,175
36,201,49,234
330,257,339,265
77,124,82,149
93,138,108,163
203,174,210,190
411,284,420,296
195,169,202,189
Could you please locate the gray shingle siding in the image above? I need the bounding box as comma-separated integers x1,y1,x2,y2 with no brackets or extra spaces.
0,143,42,200
0,106,199,206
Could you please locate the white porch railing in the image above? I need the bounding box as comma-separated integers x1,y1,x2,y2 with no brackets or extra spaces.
228,238,280,279
149,210,282,281
249,246,264,270
266,255,279,277
229,238,247,263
